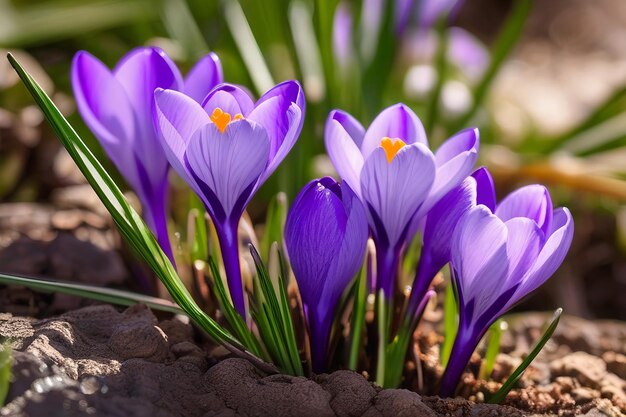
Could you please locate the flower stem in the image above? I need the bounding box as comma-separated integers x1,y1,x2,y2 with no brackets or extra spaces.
142,190,175,269
215,220,247,318
439,322,481,397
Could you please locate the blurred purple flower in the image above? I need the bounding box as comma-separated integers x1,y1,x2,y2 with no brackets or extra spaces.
440,186,574,397
285,177,368,373
154,82,305,317
72,47,222,264
408,167,495,313
325,104,478,299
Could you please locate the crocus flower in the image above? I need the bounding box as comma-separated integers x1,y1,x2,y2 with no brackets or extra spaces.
325,104,478,299
154,82,305,317
72,47,222,263
285,177,368,373
407,167,495,313
439,185,574,397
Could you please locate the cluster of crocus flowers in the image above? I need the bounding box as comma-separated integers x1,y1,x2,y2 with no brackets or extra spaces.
154,81,305,317
285,177,368,372
72,47,223,264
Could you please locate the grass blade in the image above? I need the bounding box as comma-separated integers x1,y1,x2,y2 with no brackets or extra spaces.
440,279,458,367
479,319,507,380
0,341,11,407
0,272,184,314
348,263,367,370
260,192,288,262
488,308,563,404
7,53,277,374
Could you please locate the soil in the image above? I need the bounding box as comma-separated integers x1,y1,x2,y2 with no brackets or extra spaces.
0,305,624,417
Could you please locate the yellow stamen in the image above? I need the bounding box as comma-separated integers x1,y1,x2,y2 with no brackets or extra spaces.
210,108,245,133
380,137,406,163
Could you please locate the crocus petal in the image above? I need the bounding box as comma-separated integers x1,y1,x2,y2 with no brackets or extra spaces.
332,2,354,71
418,0,462,28
395,0,416,34
202,83,255,116
361,144,435,246
472,166,496,212
154,88,210,195
71,51,140,189
416,128,479,218
423,175,478,270
320,183,368,312
325,111,365,197
495,185,553,234
451,205,508,318
248,80,305,163
184,120,270,217
503,217,543,290
361,104,428,159
184,52,223,103
330,109,366,148
510,207,574,308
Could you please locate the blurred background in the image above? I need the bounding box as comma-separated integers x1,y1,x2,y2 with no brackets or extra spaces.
0,0,624,320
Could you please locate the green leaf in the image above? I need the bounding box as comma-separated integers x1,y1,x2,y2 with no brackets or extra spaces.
0,341,11,407
479,319,507,380
0,272,183,314
448,0,532,134
249,245,303,376
488,308,563,404
348,262,368,370
206,258,264,358
7,53,277,374
440,279,458,367
187,194,208,263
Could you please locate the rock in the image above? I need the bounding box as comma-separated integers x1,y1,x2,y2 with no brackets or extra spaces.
550,352,608,389
603,352,626,380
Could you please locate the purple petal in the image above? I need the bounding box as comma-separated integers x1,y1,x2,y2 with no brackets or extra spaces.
325,111,365,197
510,207,574,308
451,206,508,317
201,83,255,116
71,51,140,190
248,80,305,182
448,28,489,82
184,120,270,216
395,0,416,34
471,167,496,212
414,127,479,219
184,52,224,103
330,109,366,148
423,175,478,271
418,0,462,29
154,88,210,196
503,217,543,291
495,185,553,234
361,143,435,246
361,104,427,159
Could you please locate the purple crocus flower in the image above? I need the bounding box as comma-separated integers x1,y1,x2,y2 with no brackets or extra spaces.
408,167,495,313
72,47,222,263
154,82,305,317
325,104,478,299
439,185,574,397
285,177,368,373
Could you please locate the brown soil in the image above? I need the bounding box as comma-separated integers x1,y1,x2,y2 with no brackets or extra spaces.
1,305,624,417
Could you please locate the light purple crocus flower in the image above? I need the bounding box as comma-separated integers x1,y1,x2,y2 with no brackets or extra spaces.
325,104,478,299
408,167,495,313
72,47,222,264
285,177,368,373
154,82,305,317
439,185,574,397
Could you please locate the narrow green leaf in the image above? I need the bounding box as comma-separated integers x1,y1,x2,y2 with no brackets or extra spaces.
441,280,458,367
448,0,532,134
206,258,264,358
187,194,208,262
7,53,277,374
0,272,184,314
488,308,563,404
0,341,11,407
479,319,507,380
160,0,209,60
348,263,367,370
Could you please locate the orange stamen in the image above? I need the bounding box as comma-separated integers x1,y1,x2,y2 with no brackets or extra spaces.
380,137,406,163
210,108,231,133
